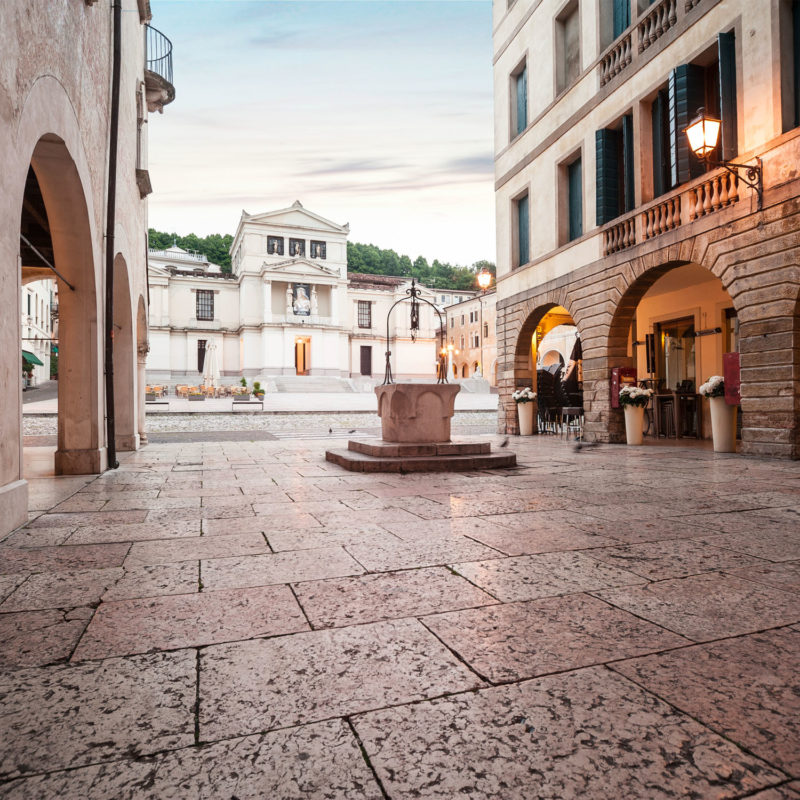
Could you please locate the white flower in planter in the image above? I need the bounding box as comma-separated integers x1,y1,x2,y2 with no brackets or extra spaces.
698,375,725,398
619,385,653,408
512,387,537,404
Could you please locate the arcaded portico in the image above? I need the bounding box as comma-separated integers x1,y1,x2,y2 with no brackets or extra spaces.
0,1,174,539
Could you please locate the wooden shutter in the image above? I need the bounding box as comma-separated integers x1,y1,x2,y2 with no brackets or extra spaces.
669,64,705,187
717,32,738,161
595,129,620,225
360,346,372,376
613,0,630,40
516,67,528,135
517,195,530,266
622,113,635,212
568,159,583,241
652,90,670,197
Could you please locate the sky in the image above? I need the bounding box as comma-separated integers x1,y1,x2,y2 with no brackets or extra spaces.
146,0,495,266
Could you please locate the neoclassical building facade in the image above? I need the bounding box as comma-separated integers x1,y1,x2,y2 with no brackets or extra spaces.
0,1,174,538
146,203,446,384
493,0,800,457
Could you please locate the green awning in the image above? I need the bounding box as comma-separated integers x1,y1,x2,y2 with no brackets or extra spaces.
22,350,44,367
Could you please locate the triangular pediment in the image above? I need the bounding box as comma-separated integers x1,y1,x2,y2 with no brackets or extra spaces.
261,258,341,279
147,264,172,279
244,201,349,235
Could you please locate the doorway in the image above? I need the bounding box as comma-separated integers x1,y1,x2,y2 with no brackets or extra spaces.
656,317,696,391
360,345,372,376
295,336,311,375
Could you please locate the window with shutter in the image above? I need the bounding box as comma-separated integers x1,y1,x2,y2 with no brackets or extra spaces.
651,89,670,198
612,0,629,40
717,32,738,161
515,193,530,266
669,64,706,188
511,61,528,138
622,114,635,212
568,158,583,241
595,129,620,226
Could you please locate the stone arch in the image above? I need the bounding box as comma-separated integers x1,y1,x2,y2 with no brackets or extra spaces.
601,259,739,444
113,254,136,451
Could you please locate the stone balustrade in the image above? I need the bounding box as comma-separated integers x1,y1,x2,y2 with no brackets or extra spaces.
599,0,699,87
637,0,678,54
600,34,632,86
602,168,741,256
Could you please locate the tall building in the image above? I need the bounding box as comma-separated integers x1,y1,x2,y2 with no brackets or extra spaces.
443,291,498,385
146,202,448,384
20,280,55,388
493,0,800,457
0,1,175,537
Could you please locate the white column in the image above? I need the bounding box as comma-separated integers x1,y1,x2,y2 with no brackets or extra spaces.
262,278,272,323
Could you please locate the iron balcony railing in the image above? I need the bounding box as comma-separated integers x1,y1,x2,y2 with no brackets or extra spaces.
145,24,173,87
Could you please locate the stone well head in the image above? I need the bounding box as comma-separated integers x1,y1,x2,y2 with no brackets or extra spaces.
375,383,461,443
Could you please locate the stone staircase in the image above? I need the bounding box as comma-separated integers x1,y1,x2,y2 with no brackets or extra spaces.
271,376,354,393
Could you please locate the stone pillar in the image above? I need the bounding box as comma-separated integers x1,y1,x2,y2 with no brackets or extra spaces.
137,342,149,446
262,277,272,323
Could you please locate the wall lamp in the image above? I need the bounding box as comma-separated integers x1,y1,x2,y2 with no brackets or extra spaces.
684,108,762,210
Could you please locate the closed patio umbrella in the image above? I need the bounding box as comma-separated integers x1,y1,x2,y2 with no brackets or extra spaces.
203,341,220,389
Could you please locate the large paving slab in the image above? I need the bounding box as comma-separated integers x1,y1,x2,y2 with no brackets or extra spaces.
72,584,309,660
293,566,498,628
422,592,688,682
0,608,92,668
352,666,785,799
0,567,124,611
594,573,800,641
198,618,484,741
0,650,196,779
450,551,647,601
0,720,383,799
613,628,800,772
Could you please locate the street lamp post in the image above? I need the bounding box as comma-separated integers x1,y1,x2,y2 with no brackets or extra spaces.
684,108,763,210
476,267,493,381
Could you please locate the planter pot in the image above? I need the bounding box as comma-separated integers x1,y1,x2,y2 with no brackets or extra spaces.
188,395,205,401
709,396,737,452
517,401,535,436
623,405,645,445
145,393,156,402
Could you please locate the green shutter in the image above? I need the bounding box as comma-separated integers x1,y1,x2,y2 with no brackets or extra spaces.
595,129,620,225
516,67,527,135
518,195,529,265
613,0,630,40
717,32,738,161
669,64,705,187
622,113,635,212
652,90,669,197
568,159,583,241
794,0,800,128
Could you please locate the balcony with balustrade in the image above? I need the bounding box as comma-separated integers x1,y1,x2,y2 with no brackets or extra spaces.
144,25,175,113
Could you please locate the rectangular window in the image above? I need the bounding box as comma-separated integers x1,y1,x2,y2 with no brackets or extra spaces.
267,236,284,255
289,238,305,257
568,158,583,241
461,314,465,325
450,317,454,328
196,289,214,321
360,345,372,376
514,193,530,267
197,340,206,373
612,0,629,40
357,300,371,329
651,88,671,197
595,113,634,225
512,61,528,138
556,1,581,96
27,294,31,316
310,240,326,259
484,322,489,338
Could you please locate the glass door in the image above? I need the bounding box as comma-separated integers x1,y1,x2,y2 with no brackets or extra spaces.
656,317,696,391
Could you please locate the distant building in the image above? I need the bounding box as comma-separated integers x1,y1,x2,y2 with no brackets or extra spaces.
146,202,455,384
443,291,497,386
20,280,55,388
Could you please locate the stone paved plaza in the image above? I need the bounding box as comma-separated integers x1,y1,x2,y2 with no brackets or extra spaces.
0,436,799,798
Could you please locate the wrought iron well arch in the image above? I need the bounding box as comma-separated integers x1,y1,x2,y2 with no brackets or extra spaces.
382,279,448,385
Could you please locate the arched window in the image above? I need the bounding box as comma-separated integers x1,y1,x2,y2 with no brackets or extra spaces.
461,364,467,377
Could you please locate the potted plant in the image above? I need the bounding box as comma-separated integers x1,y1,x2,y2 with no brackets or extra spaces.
512,387,537,435
253,380,265,399
619,385,652,445
699,375,736,452
188,392,205,401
